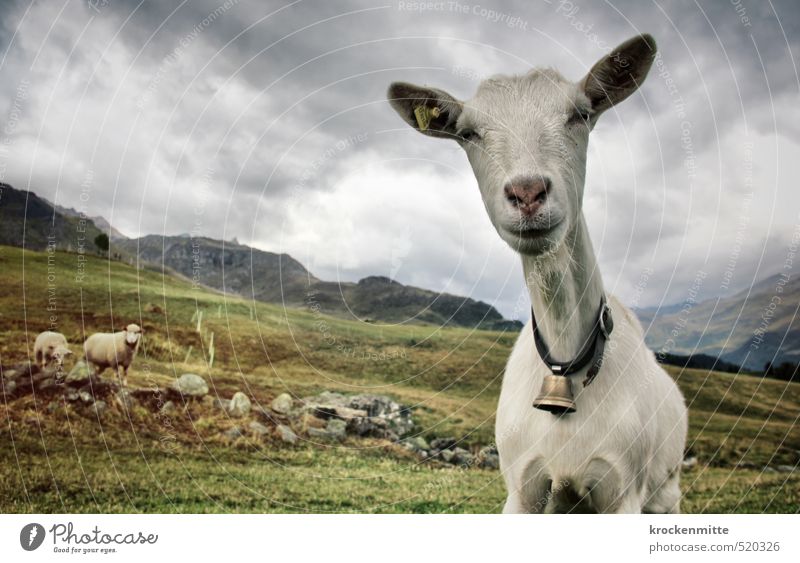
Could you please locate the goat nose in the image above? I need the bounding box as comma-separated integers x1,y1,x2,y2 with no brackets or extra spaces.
504,175,551,215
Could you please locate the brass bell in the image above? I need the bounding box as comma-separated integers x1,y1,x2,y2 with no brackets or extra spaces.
532,374,576,415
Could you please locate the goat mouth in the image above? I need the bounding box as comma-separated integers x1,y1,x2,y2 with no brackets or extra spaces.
507,223,560,239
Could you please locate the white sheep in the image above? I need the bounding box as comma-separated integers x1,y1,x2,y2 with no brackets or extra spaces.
33,331,73,372
83,324,142,386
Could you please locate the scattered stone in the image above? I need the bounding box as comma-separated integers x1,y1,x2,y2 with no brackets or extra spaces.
440,449,455,463
169,373,208,398
79,390,93,404
159,401,177,416
65,390,79,402
1,379,16,396
452,447,475,467
430,437,457,451
91,400,107,417
478,446,500,470
276,424,298,445
270,393,294,415
308,427,331,440
402,436,431,453
213,397,232,411
248,421,270,437
326,419,347,441
682,456,698,469
115,390,136,411
47,401,60,414
776,465,796,473
223,426,243,440
228,392,251,417
65,361,92,384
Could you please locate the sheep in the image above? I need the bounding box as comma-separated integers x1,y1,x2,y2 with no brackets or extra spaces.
33,331,73,372
83,324,142,386
387,34,687,513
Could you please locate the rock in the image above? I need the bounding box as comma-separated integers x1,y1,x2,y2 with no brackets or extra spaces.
169,373,208,397
91,400,107,416
312,405,368,421
431,437,457,451
452,448,475,467
326,419,347,441
115,390,136,410
682,456,698,469
159,401,177,415
65,390,79,402
348,416,386,436
270,393,294,414
440,449,455,463
223,426,243,440
478,447,500,470
228,392,251,417
276,424,298,445
248,421,270,437
776,465,796,473
79,390,93,404
47,401,60,414
1,379,16,396
308,427,331,440
402,436,431,452
763,466,777,473
65,361,93,384
213,397,232,411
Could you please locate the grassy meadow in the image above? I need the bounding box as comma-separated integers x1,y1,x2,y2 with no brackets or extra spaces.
0,245,798,513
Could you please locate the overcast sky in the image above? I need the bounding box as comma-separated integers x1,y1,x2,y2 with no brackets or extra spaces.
1,0,798,320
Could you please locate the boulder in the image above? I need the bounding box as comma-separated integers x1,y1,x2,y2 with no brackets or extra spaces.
65,361,93,384
478,446,500,470
402,436,430,452
452,447,475,467
270,393,294,414
223,426,243,440
114,390,136,410
440,449,455,463
1,379,16,396
228,392,251,417
276,424,298,445
248,421,270,437
326,419,347,441
430,437,457,451
91,400,107,417
213,397,232,411
159,401,177,415
169,373,208,398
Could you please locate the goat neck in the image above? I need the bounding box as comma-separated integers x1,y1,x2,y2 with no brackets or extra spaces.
521,215,605,363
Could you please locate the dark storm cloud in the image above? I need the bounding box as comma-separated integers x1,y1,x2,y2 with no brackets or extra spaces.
0,0,798,318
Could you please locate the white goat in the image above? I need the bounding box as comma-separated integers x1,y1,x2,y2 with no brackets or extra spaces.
389,34,687,513
84,324,142,386
33,331,73,371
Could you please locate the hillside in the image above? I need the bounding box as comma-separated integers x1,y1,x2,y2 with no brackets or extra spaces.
0,244,798,513
638,273,800,370
0,183,106,254
116,234,521,331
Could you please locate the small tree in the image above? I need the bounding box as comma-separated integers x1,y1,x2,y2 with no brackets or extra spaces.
94,233,109,253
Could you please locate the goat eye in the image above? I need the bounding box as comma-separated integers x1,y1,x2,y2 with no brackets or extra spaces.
568,110,591,125
457,128,481,142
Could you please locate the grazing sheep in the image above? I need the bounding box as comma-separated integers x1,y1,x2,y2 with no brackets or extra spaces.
33,331,73,371
83,324,142,386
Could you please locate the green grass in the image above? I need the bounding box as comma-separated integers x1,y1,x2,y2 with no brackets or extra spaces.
0,245,798,513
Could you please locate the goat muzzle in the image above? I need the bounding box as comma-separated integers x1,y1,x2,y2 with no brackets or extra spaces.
532,374,576,415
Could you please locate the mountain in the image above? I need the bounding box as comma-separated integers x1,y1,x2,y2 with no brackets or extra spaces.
115,234,520,330
0,183,107,253
637,273,800,370
45,199,130,241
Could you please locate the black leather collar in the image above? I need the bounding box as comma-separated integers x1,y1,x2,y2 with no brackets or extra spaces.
531,296,614,387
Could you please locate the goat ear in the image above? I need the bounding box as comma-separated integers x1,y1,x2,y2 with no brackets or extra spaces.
581,34,657,114
387,82,462,139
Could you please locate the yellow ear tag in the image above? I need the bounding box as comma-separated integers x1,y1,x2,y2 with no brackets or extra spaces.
413,105,441,131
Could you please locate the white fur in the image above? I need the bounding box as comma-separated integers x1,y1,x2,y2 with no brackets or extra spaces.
83,323,142,386
389,34,687,513
33,331,73,371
